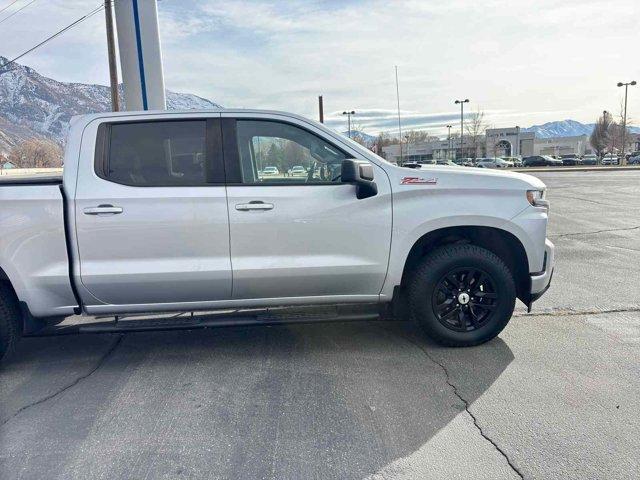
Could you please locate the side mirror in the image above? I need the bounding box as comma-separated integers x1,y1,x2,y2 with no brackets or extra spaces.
341,159,378,199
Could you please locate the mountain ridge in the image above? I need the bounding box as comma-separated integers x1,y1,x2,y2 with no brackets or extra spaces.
0,56,221,155
523,119,640,138
1,57,638,155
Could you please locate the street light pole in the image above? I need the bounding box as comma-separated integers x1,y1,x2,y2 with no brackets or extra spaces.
454,99,469,159
446,125,452,159
617,80,636,164
342,110,356,138
515,125,520,157
395,66,403,165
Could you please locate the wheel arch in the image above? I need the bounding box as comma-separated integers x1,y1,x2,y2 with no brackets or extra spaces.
0,266,25,336
0,266,50,335
398,225,531,305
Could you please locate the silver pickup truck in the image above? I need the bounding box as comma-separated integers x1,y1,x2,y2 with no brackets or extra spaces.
0,109,554,361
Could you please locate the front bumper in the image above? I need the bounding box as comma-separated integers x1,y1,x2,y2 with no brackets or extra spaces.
529,238,555,305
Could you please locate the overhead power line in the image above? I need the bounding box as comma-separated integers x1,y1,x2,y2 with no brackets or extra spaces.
0,0,39,26
0,0,23,16
0,3,105,75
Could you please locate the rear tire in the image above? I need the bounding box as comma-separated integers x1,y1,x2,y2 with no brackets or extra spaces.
407,244,516,347
0,283,21,363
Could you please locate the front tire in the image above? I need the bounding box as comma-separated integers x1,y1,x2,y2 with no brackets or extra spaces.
0,283,21,363
407,244,516,347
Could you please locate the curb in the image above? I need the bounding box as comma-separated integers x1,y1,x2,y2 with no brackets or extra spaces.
512,166,640,173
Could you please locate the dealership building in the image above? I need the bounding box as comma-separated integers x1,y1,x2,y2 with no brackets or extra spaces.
379,127,633,163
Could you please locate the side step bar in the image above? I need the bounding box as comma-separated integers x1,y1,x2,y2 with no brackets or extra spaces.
26,309,382,337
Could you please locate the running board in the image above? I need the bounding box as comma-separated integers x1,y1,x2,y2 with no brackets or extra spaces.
27,310,381,337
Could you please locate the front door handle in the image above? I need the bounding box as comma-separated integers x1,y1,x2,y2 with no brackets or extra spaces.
235,201,274,211
83,204,123,215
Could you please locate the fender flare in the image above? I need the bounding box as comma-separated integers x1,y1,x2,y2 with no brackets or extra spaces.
381,215,533,298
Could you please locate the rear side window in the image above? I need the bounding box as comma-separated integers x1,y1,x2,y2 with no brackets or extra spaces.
102,121,208,186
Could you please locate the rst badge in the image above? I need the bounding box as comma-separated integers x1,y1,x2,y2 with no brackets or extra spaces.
401,176,438,185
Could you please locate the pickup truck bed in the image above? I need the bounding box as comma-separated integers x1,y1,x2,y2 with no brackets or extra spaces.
0,179,78,320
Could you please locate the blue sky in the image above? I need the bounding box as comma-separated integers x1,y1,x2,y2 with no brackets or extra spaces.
1,0,638,135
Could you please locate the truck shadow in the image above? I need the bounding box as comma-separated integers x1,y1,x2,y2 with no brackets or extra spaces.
0,320,514,480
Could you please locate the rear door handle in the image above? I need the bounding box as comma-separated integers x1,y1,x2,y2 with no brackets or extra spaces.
83,204,123,215
235,201,274,211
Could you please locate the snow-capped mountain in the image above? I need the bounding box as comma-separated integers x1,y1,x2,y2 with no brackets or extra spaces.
0,56,221,154
341,130,377,144
523,119,640,138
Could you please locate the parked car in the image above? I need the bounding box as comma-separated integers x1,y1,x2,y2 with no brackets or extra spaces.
436,159,458,166
288,165,307,177
628,155,640,165
402,162,422,169
0,109,554,361
475,157,510,169
560,155,582,166
499,158,515,168
523,155,563,167
453,158,475,167
601,154,619,165
262,166,280,175
581,154,598,165
502,157,523,167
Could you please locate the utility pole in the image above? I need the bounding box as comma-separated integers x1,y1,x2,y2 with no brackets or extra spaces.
446,125,452,159
104,0,119,111
114,0,165,110
617,80,636,164
454,99,469,159
342,110,355,138
515,125,520,157
395,66,403,165
318,95,324,123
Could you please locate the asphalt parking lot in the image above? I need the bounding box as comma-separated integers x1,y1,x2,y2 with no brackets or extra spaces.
1,170,639,480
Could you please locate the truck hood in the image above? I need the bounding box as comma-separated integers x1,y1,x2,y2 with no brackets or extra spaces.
384,164,546,191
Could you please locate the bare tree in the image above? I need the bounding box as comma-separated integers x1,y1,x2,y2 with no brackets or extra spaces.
465,108,487,159
372,131,396,156
616,98,634,157
348,122,375,149
606,110,623,156
590,112,612,159
403,130,438,144
8,138,63,168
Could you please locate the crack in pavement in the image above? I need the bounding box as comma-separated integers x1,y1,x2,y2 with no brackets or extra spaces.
595,243,640,253
514,306,640,318
0,334,124,429
551,225,640,239
399,333,525,479
551,193,619,207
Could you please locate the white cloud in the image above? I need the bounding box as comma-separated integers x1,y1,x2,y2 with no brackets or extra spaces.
2,0,638,134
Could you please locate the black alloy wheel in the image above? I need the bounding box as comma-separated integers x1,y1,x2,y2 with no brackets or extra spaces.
432,267,498,333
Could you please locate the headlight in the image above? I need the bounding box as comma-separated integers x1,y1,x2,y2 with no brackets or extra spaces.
526,189,549,209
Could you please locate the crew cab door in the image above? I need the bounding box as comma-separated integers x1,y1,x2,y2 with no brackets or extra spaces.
221,113,392,301
73,116,232,309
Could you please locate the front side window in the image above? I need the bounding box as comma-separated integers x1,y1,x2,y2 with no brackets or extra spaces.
235,120,348,184
105,121,207,186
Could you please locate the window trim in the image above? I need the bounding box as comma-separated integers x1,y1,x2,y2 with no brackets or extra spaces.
221,117,354,186
94,118,226,187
